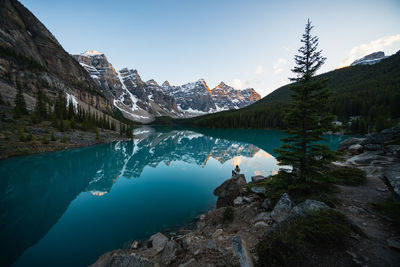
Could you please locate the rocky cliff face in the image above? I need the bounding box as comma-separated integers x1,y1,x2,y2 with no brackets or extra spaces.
351,51,386,66
0,0,111,111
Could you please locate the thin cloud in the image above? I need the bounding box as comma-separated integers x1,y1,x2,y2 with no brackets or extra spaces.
230,79,242,89
339,34,400,67
255,65,264,75
273,58,288,74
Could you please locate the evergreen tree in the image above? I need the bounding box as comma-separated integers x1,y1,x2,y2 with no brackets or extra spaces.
33,87,46,122
14,85,28,117
274,19,338,182
68,98,75,120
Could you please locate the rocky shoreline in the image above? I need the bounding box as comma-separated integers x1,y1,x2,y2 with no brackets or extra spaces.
90,123,400,267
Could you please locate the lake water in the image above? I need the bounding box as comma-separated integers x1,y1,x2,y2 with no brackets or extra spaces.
0,127,348,266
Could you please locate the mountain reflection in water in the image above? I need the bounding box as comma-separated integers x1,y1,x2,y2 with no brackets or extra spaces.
0,127,347,266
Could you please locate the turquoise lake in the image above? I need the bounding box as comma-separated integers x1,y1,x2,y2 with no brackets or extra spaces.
0,127,348,266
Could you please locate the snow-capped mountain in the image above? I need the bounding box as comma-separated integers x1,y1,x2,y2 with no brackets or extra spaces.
211,82,261,110
351,51,386,66
73,51,261,122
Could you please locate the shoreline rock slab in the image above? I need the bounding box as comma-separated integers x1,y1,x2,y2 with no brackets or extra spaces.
384,164,400,203
148,232,169,253
232,235,254,267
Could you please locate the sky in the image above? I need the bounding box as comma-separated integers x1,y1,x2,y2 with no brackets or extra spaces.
20,0,400,97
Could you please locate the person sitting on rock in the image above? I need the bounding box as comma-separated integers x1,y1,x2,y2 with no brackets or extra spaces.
232,165,241,177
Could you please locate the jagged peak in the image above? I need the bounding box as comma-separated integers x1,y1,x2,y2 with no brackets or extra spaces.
146,79,159,86
162,81,171,87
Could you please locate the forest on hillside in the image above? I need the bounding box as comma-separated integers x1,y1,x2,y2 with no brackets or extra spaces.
169,50,400,134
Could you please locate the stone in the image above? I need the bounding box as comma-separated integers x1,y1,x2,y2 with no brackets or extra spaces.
347,205,364,215
387,145,400,156
205,239,217,250
254,221,269,228
251,175,267,183
364,143,383,151
251,212,271,223
148,232,169,253
250,186,266,194
243,196,252,203
90,251,154,267
384,164,400,202
234,196,244,205
290,199,330,218
339,137,365,151
161,240,180,264
130,240,140,250
211,229,223,239
271,193,295,223
214,174,246,208
387,238,400,250
232,235,254,267
348,144,363,155
178,258,197,267
199,214,206,221
346,151,389,165
261,198,272,210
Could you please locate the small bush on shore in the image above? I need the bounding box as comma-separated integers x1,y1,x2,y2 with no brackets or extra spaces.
222,206,234,223
372,197,400,232
50,131,56,141
41,135,49,144
257,209,351,266
328,167,366,186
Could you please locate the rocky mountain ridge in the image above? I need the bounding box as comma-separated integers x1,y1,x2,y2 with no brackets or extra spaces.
351,51,387,66
73,51,261,122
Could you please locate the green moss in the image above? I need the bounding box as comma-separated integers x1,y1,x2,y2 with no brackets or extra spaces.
328,167,366,186
257,209,351,266
222,206,234,223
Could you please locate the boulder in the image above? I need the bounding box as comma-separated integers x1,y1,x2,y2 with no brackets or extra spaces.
211,229,223,239
148,232,169,253
348,144,363,155
251,175,267,183
261,198,272,210
338,137,364,151
346,151,389,165
214,174,246,208
290,199,330,218
205,239,217,250
232,235,254,267
90,251,154,267
251,212,271,223
254,221,269,228
178,258,197,267
270,193,295,223
384,164,400,202
161,240,181,264
250,186,266,194
362,131,393,146
130,240,140,250
234,196,244,206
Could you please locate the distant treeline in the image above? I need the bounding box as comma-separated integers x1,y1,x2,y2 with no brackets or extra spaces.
158,50,400,134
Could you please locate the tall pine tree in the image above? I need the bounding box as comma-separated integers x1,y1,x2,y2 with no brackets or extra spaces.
274,19,338,183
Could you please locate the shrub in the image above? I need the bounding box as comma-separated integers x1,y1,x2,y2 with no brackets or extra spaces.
25,131,33,142
17,126,25,141
50,131,56,141
222,206,234,223
41,135,49,144
372,197,400,232
257,209,351,266
328,167,366,186
61,134,67,143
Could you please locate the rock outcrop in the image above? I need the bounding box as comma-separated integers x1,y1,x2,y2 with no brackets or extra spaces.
213,174,246,208
340,122,400,202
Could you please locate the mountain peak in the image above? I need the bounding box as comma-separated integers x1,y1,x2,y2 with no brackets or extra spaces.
351,51,386,66
162,81,171,87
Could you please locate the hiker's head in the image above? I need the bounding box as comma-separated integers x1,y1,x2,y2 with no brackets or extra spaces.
236,165,239,168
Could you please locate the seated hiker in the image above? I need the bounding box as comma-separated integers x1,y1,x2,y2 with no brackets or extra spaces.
232,165,241,177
